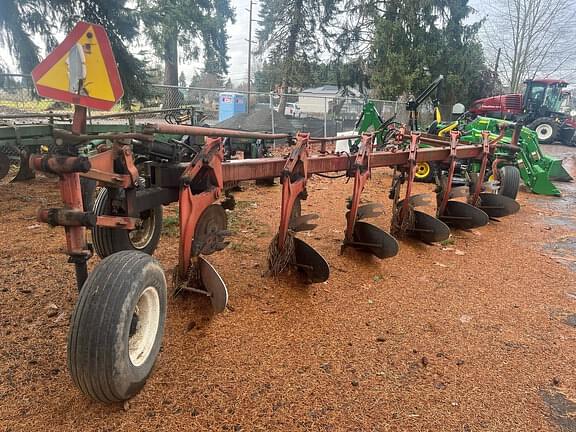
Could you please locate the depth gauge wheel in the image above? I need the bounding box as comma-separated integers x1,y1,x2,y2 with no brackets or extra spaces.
68,251,167,403
92,188,163,258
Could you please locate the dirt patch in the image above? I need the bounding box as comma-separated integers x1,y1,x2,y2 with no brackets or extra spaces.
540,389,576,431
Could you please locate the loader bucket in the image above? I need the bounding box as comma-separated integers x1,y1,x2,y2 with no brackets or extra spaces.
439,201,489,230
477,193,520,218
293,237,330,283
545,157,573,182
352,221,399,259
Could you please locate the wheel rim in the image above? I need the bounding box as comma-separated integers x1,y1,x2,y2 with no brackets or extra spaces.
129,209,157,249
415,162,431,179
536,124,553,141
129,287,161,367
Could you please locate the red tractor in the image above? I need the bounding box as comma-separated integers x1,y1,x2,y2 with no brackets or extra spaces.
469,79,576,146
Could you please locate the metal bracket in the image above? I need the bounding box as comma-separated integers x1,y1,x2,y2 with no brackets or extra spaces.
469,130,491,206
343,133,373,245
277,132,310,250
178,136,224,278
437,130,460,216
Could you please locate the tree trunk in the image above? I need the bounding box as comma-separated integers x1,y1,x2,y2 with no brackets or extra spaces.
163,33,180,108
278,0,303,115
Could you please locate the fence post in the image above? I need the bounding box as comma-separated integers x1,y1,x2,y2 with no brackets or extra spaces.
324,97,327,138
269,93,276,148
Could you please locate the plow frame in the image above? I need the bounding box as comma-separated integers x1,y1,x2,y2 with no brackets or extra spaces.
26,117,521,405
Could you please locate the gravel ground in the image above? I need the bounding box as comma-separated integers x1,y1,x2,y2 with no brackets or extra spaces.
0,145,575,431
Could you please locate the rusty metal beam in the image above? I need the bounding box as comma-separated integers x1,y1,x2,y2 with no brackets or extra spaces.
145,123,291,141
219,144,485,182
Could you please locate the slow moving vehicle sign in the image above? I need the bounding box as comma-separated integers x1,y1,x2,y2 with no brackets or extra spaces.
31,21,123,110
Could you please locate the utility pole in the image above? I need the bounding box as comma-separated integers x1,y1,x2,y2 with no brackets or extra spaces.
246,0,254,113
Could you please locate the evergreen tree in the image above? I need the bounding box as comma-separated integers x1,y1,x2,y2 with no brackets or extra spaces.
139,0,234,107
257,0,339,111
337,0,494,105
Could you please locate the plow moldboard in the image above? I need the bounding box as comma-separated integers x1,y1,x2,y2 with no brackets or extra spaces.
353,221,399,258
478,193,521,218
293,237,330,283
440,200,489,230
409,210,451,243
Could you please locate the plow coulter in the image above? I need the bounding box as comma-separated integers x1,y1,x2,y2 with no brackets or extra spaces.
28,116,521,403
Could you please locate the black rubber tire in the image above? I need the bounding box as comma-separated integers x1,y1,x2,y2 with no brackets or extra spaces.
498,165,521,199
92,188,163,258
67,251,167,403
529,118,558,144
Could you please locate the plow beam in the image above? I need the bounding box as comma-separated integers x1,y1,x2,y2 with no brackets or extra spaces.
437,131,489,230
268,133,329,283
392,132,450,243
342,133,398,258
219,144,494,183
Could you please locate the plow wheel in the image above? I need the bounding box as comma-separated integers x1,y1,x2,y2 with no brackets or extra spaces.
11,150,36,181
92,188,163,258
68,251,167,403
496,165,520,200
439,201,489,230
293,237,330,283
352,221,399,259
477,193,520,219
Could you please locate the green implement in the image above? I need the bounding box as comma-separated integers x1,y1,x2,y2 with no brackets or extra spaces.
459,117,572,196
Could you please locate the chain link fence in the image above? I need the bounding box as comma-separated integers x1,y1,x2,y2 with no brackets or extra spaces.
0,74,454,135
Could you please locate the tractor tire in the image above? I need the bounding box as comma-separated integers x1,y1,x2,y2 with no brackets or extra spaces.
530,118,558,144
67,251,167,403
498,165,521,199
92,188,163,258
414,162,435,183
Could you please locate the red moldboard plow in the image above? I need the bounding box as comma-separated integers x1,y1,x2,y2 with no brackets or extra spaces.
29,117,522,403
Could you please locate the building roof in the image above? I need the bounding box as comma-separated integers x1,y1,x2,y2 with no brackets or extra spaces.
299,85,362,97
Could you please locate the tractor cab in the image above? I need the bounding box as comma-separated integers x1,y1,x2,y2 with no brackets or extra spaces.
522,79,567,120
469,78,576,145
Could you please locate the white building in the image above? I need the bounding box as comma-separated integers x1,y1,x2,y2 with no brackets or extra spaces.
297,85,363,118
